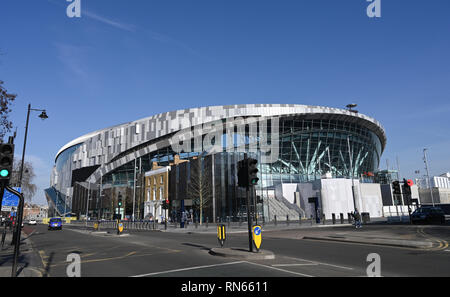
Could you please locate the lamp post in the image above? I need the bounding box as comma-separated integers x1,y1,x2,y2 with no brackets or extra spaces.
423,148,435,206
347,135,357,212
17,103,48,217
18,104,48,187
345,103,358,212
12,104,47,276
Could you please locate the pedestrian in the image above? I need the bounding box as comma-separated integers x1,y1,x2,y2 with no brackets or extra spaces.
180,210,186,228
353,209,362,229
182,211,188,228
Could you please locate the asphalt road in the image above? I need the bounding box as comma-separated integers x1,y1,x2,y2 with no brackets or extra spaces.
23,223,450,277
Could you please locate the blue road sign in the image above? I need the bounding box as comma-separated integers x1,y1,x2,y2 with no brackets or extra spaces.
254,226,261,235
252,225,262,250
1,187,21,207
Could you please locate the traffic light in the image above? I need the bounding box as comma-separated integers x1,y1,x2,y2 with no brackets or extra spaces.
247,158,259,186
392,180,401,194
237,159,248,187
237,158,259,187
0,142,14,186
403,178,412,195
162,199,169,209
118,198,122,207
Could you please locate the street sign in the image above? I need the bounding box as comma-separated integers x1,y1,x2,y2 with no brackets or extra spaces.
118,222,124,233
1,187,21,211
252,225,262,251
217,224,226,247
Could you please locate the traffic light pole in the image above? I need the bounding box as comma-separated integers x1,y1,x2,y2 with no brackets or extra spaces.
6,186,24,277
244,154,253,252
246,185,253,252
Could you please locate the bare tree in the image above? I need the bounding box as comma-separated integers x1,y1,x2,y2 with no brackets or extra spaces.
0,80,17,139
10,159,37,203
187,157,212,225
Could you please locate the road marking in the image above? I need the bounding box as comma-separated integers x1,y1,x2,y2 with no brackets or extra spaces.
417,227,449,251
271,263,319,267
47,249,179,269
282,256,354,270
131,261,245,277
243,261,313,277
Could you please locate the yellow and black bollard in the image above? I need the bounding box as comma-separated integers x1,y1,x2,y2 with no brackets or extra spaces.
217,224,226,247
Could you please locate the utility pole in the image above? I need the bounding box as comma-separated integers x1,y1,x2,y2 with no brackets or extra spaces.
85,182,90,228
133,158,136,221
244,154,253,252
396,156,401,180
347,135,357,211
423,148,435,206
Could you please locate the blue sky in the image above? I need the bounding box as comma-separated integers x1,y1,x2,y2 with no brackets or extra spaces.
1,0,449,205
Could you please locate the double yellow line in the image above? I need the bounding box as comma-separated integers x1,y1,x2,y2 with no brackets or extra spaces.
417,227,449,251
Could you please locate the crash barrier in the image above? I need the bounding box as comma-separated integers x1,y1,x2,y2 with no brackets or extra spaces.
42,217,77,225
62,213,369,232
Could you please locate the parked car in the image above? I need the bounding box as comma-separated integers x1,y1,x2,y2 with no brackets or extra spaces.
411,207,446,224
28,219,37,225
48,217,62,230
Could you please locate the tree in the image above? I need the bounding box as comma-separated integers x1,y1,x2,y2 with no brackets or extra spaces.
10,159,37,203
0,80,17,139
187,157,212,225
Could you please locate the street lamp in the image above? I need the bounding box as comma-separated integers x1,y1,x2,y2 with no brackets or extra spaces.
345,103,359,113
12,103,48,277
347,135,357,212
16,104,48,219
423,148,435,206
18,104,49,187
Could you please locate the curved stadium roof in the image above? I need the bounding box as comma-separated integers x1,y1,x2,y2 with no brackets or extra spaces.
54,104,386,183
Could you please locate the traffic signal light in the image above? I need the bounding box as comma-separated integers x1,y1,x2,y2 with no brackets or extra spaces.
237,159,248,187
118,198,122,207
0,142,14,186
247,158,259,186
392,181,401,194
237,158,259,187
403,178,412,195
162,199,169,209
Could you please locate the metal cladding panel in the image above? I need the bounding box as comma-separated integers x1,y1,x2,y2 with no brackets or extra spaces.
54,104,386,184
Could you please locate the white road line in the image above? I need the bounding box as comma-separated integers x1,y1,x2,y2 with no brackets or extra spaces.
131,261,245,277
272,263,319,267
444,249,450,252
282,256,354,270
243,261,313,277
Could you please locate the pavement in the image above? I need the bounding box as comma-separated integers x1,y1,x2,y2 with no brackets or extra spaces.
263,223,450,251
0,227,43,277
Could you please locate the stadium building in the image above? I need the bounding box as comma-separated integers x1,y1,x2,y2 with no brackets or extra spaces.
45,104,386,222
